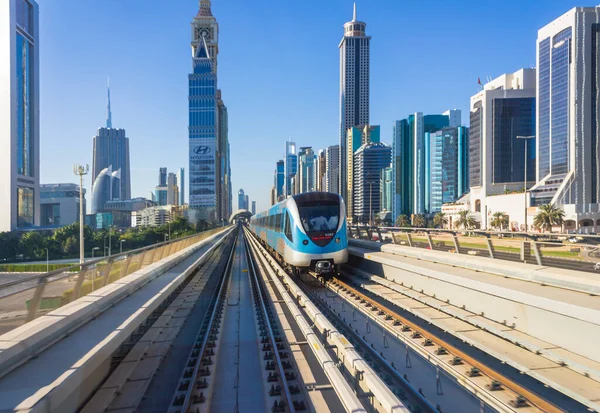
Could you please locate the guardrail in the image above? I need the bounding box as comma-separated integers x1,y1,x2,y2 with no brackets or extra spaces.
0,227,227,334
348,226,600,273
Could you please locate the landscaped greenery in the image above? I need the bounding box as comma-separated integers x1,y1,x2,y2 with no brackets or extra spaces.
0,263,72,273
0,217,203,264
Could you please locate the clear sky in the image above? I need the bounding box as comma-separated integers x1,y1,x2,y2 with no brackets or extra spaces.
38,0,580,213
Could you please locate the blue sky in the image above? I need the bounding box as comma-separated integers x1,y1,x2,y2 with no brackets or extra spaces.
38,0,580,213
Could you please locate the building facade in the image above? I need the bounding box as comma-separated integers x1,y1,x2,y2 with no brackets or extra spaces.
346,125,380,218
251,201,256,215
275,160,285,201
468,69,536,229
392,110,459,218
325,145,340,194
0,0,40,231
353,142,391,223
284,141,297,197
427,126,470,213
316,149,326,192
216,89,230,223
238,189,245,210
380,167,393,215
159,167,167,187
40,184,86,228
189,0,223,222
339,4,370,207
530,7,600,232
178,167,185,206
167,172,178,206
298,147,316,194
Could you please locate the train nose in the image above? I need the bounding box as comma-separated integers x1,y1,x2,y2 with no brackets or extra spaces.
315,260,332,274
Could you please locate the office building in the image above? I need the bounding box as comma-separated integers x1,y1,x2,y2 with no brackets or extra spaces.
339,4,371,209
427,126,469,213
316,149,326,192
0,0,40,231
468,69,536,228
298,147,316,194
189,0,222,221
325,145,340,194
238,189,245,210
275,160,285,201
353,142,391,223
251,201,256,215
380,167,393,214
133,205,177,228
346,125,380,218
245,195,249,211
167,172,178,206
270,186,276,206
392,110,460,218
159,167,167,186
155,186,168,206
178,167,185,205
530,7,600,232
216,90,230,223
284,141,298,196
40,184,86,228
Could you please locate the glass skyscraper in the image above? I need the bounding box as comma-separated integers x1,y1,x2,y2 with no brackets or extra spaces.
1,0,40,231
284,141,298,196
353,142,391,223
298,147,316,194
275,160,285,201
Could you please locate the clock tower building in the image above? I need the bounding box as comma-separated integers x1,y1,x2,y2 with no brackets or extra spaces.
191,0,219,74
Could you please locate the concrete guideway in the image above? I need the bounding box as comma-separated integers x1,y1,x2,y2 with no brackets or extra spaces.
0,227,233,413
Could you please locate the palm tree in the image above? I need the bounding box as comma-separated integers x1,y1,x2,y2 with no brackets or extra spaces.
533,204,565,232
455,210,476,230
433,212,448,228
395,214,409,227
412,214,426,228
490,211,509,231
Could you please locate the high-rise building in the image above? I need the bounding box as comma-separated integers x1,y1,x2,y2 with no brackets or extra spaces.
159,167,167,186
380,167,393,214
346,125,380,218
427,126,470,213
316,149,326,192
392,110,460,218
339,4,370,209
251,201,256,215
155,186,168,206
91,82,131,212
530,8,600,231
275,160,285,201
245,195,249,211
468,69,536,228
238,189,245,210
178,167,185,205
298,147,316,194
167,172,178,206
353,142,391,223
189,0,221,222
216,90,230,223
270,186,276,206
284,141,298,196
0,0,40,231
325,145,340,194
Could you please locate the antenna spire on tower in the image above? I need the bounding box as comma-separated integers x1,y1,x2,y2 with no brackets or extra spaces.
352,2,357,21
106,77,112,129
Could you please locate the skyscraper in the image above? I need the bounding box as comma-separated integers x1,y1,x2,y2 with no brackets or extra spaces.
238,189,245,210
159,167,167,186
392,110,459,218
339,3,370,207
178,167,185,205
216,89,230,223
530,8,600,231
167,172,178,206
251,201,256,215
0,0,40,231
189,0,224,222
91,83,131,213
325,145,340,194
468,69,536,228
275,160,285,201
284,141,298,196
346,125,380,218
298,147,316,194
353,142,391,223
316,149,326,192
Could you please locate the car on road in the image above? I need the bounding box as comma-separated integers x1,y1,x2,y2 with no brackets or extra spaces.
594,262,600,271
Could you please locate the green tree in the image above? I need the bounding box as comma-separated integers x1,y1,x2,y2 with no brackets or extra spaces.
18,231,46,259
395,214,409,227
433,212,447,228
533,204,565,232
412,214,426,228
455,210,476,230
490,211,509,230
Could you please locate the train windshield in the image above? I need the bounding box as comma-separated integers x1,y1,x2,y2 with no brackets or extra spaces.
298,202,339,233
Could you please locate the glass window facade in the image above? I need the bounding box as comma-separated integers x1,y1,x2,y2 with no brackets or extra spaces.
593,24,600,204
16,0,33,36
492,97,536,184
16,33,34,177
550,28,572,175
40,203,60,227
469,102,483,187
538,37,551,178
17,187,34,228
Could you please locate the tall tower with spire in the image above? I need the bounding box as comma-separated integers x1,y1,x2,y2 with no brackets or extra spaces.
106,77,112,129
188,0,230,222
339,3,370,213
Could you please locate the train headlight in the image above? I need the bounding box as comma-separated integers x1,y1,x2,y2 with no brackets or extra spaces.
335,237,341,244
302,240,309,245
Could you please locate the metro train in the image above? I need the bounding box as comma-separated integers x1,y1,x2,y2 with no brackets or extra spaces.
249,192,348,278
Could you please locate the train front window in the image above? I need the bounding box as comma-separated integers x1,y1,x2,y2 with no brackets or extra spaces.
298,202,339,233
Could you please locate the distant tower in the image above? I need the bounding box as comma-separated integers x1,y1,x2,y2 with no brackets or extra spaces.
106,77,112,129
339,3,371,208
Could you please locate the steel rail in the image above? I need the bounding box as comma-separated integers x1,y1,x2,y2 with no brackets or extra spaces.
332,275,564,413
168,233,237,413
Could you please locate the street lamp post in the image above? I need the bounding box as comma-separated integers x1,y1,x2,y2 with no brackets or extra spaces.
516,136,535,232
108,227,112,257
73,164,89,265
120,239,125,254
45,248,49,273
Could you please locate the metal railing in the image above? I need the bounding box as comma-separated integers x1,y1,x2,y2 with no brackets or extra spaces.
0,227,227,335
348,226,600,274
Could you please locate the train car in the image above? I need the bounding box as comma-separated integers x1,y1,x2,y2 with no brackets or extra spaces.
249,192,348,277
